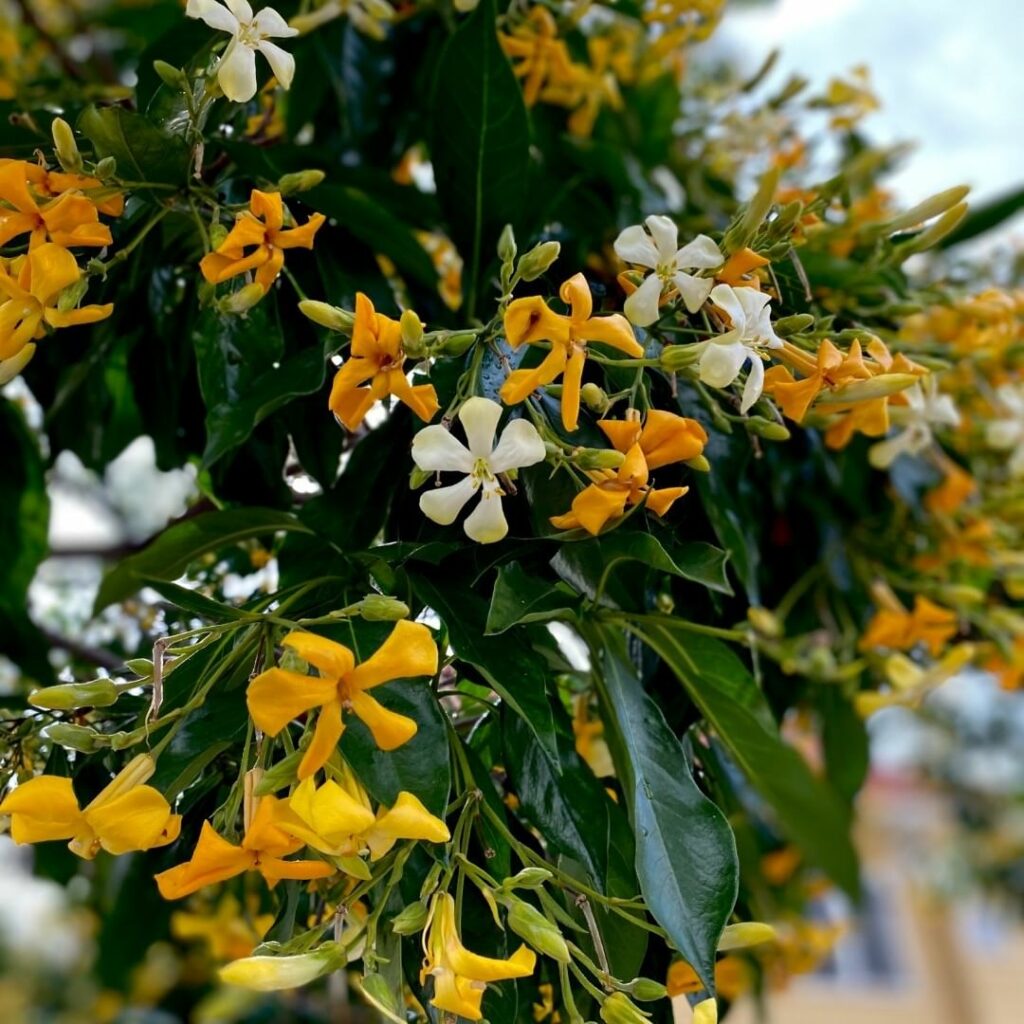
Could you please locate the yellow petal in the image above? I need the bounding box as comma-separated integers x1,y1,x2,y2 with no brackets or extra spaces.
361,791,450,860
346,620,438,692
155,822,254,900
298,700,346,780
284,777,376,853
27,242,81,305
282,632,355,679
348,690,418,750
83,785,180,855
247,667,338,735
0,775,83,844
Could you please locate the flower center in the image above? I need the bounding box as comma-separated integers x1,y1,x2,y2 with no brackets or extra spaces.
471,457,494,485
237,21,262,47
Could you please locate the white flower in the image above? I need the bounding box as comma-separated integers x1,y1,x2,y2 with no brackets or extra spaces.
984,383,1024,478
186,0,298,103
613,216,723,326
700,284,783,414
868,376,961,469
412,397,546,544
289,0,396,40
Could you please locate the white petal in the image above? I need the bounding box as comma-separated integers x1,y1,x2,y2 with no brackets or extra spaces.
995,384,1024,415
217,39,258,102
420,476,479,526
613,225,659,269
489,419,546,474
740,355,765,414
257,40,296,88
464,483,509,544
224,0,254,21
699,340,749,388
186,0,239,33
458,396,502,458
734,285,772,321
623,273,664,327
253,6,300,36
868,429,913,469
411,425,474,473
674,234,723,270
986,419,1024,450
644,215,679,262
708,284,748,334
672,271,713,314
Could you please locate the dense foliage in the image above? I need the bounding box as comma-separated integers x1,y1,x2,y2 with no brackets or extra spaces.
1,0,1022,1021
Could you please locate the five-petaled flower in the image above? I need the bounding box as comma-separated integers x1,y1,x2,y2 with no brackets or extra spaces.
421,892,537,1021
186,0,298,103
0,754,180,859
199,188,324,294
614,216,723,326
412,396,546,544
868,375,960,469
551,409,706,535
501,272,643,432
859,594,958,657
246,622,439,779
701,284,783,413
155,795,333,900
328,292,440,430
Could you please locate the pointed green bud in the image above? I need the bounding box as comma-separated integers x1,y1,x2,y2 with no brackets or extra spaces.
747,607,782,638
51,117,83,173
659,344,703,371
391,901,430,936
573,448,626,471
505,898,570,963
152,60,187,89
502,866,553,890
30,680,119,711
893,202,969,258
124,658,153,677
209,222,229,249
498,224,517,264
219,943,346,991
745,417,790,441
815,373,920,405
600,992,651,1024
410,464,432,489
685,454,711,473
278,169,326,195
881,185,970,233
255,749,304,795
624,979,668,1002
718,921,776,950
773,314,815,337
56,277,90,313
218,282,266,315
45,723,109,753
299,299,355,333
94,156,117,180
357,595,410,622
580,382,610,413
517,241,561,282
725,166,781,252
432,330,478,357
400,309,425,357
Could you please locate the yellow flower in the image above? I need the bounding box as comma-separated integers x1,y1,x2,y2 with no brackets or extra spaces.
666,955,752,1001
0,159,113,249
154,795,333,900
924,461,975,514
0,754,180,859
501,273,643,432
199,189,325,293
327,292,440,430
0,243,114,366
572,695,614,778
246,622,439,779
171,895,274,962
551,410,706,534
420,892,536,1021
764,338,873,423
499,8,577,108
859,594,958,656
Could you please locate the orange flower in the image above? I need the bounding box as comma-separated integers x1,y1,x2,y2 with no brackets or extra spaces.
859,595,958,657
716,247,769,290
328,292,439,430
924,462,976,514
666,956,752,1001
501,273,643,431
764,338,871,423
4,159,126,218
154,796,333,900
199,189,324,293
499,7,577,107
984,638,1024,691
0,159,112,249
550,409,706,535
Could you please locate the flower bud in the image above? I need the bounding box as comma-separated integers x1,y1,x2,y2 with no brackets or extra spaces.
893,202,969,259
255,749,304,795
218,283,266,315
600,992,651,1024
219,944,344,991
624,979,668,1002
391,900,430,935
51,117,83,173
94,156,117,180
505,898,570,963
45,723,109,753
685,454,711,473
278,169,326,195
357,595,410,622
816,373,920,405
125,658,153,677
517,241,561,281
882,185,970,233
581,382,610,413
400,309,425,356
773,314,815,337
209,223,229,249
693,997,717,1024
432,331,478,357
937,584,986,607
659,344,703,371
724,167,780,252
745,417,790,442
502,866,553,890
152,59,187,89
498,223,517,264
747,607,782,638
30,679,119,711
717,921,776,950
573,448,626,470
56,278,90,313
299,299,355,333
655,592,675,614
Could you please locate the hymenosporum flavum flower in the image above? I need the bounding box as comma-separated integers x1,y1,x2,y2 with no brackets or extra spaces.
858,594,958,657
614,216,723,326
412,396,546,544
199,189,324,293
501,272,643,431
0,754,180,859
867,375,960,469
186,0,298,103
246,623,438,779
328,292,440,430
700,284,783,413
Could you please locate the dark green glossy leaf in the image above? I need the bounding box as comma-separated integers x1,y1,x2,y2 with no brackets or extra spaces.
78,105,189,186
94,508,311,611
820,689,870,804
632,622,861,898
485,562,578,634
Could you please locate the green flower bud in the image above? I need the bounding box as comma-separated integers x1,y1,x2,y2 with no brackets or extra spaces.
746,607,782,638
124,658,153,677
815,373,920,405
745,417,791,441
685,454,711,473
299,299,354,333
45,723,109,753
432,331,478,357
358,595,410,622
659,344,703,371
56,277,90,313
94,156,117,180
580,382,610,413
218,282,266,315
209,223,229,249
881,185,970,233
391,900,430,935
152,59,187,89
29,680,119,711
278,169,326,195
625,979,668,1002
517,241,561,282
400,309,425,357
768,200,803,237
573,448,626,471
893,202,969,259
655,592,675,614
51,117,82,173
773,314,815,337
718,921,777,950
502,866,553,889
410,464,432,489
219,943,345,991
600,992,651,1024
498,223,517,264
724,167,780,252
505,898,570,963
255,749,304,795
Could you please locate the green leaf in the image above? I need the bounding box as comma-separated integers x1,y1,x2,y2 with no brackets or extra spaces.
411,575,560,767
551,532,732,604
820,689,870,804
430,0,530,317
485,562,578,634
78,105,189,186
141,579,252,622
94,508,311,612
633,622,861,898
593,631,737,994
939,183,1024,248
